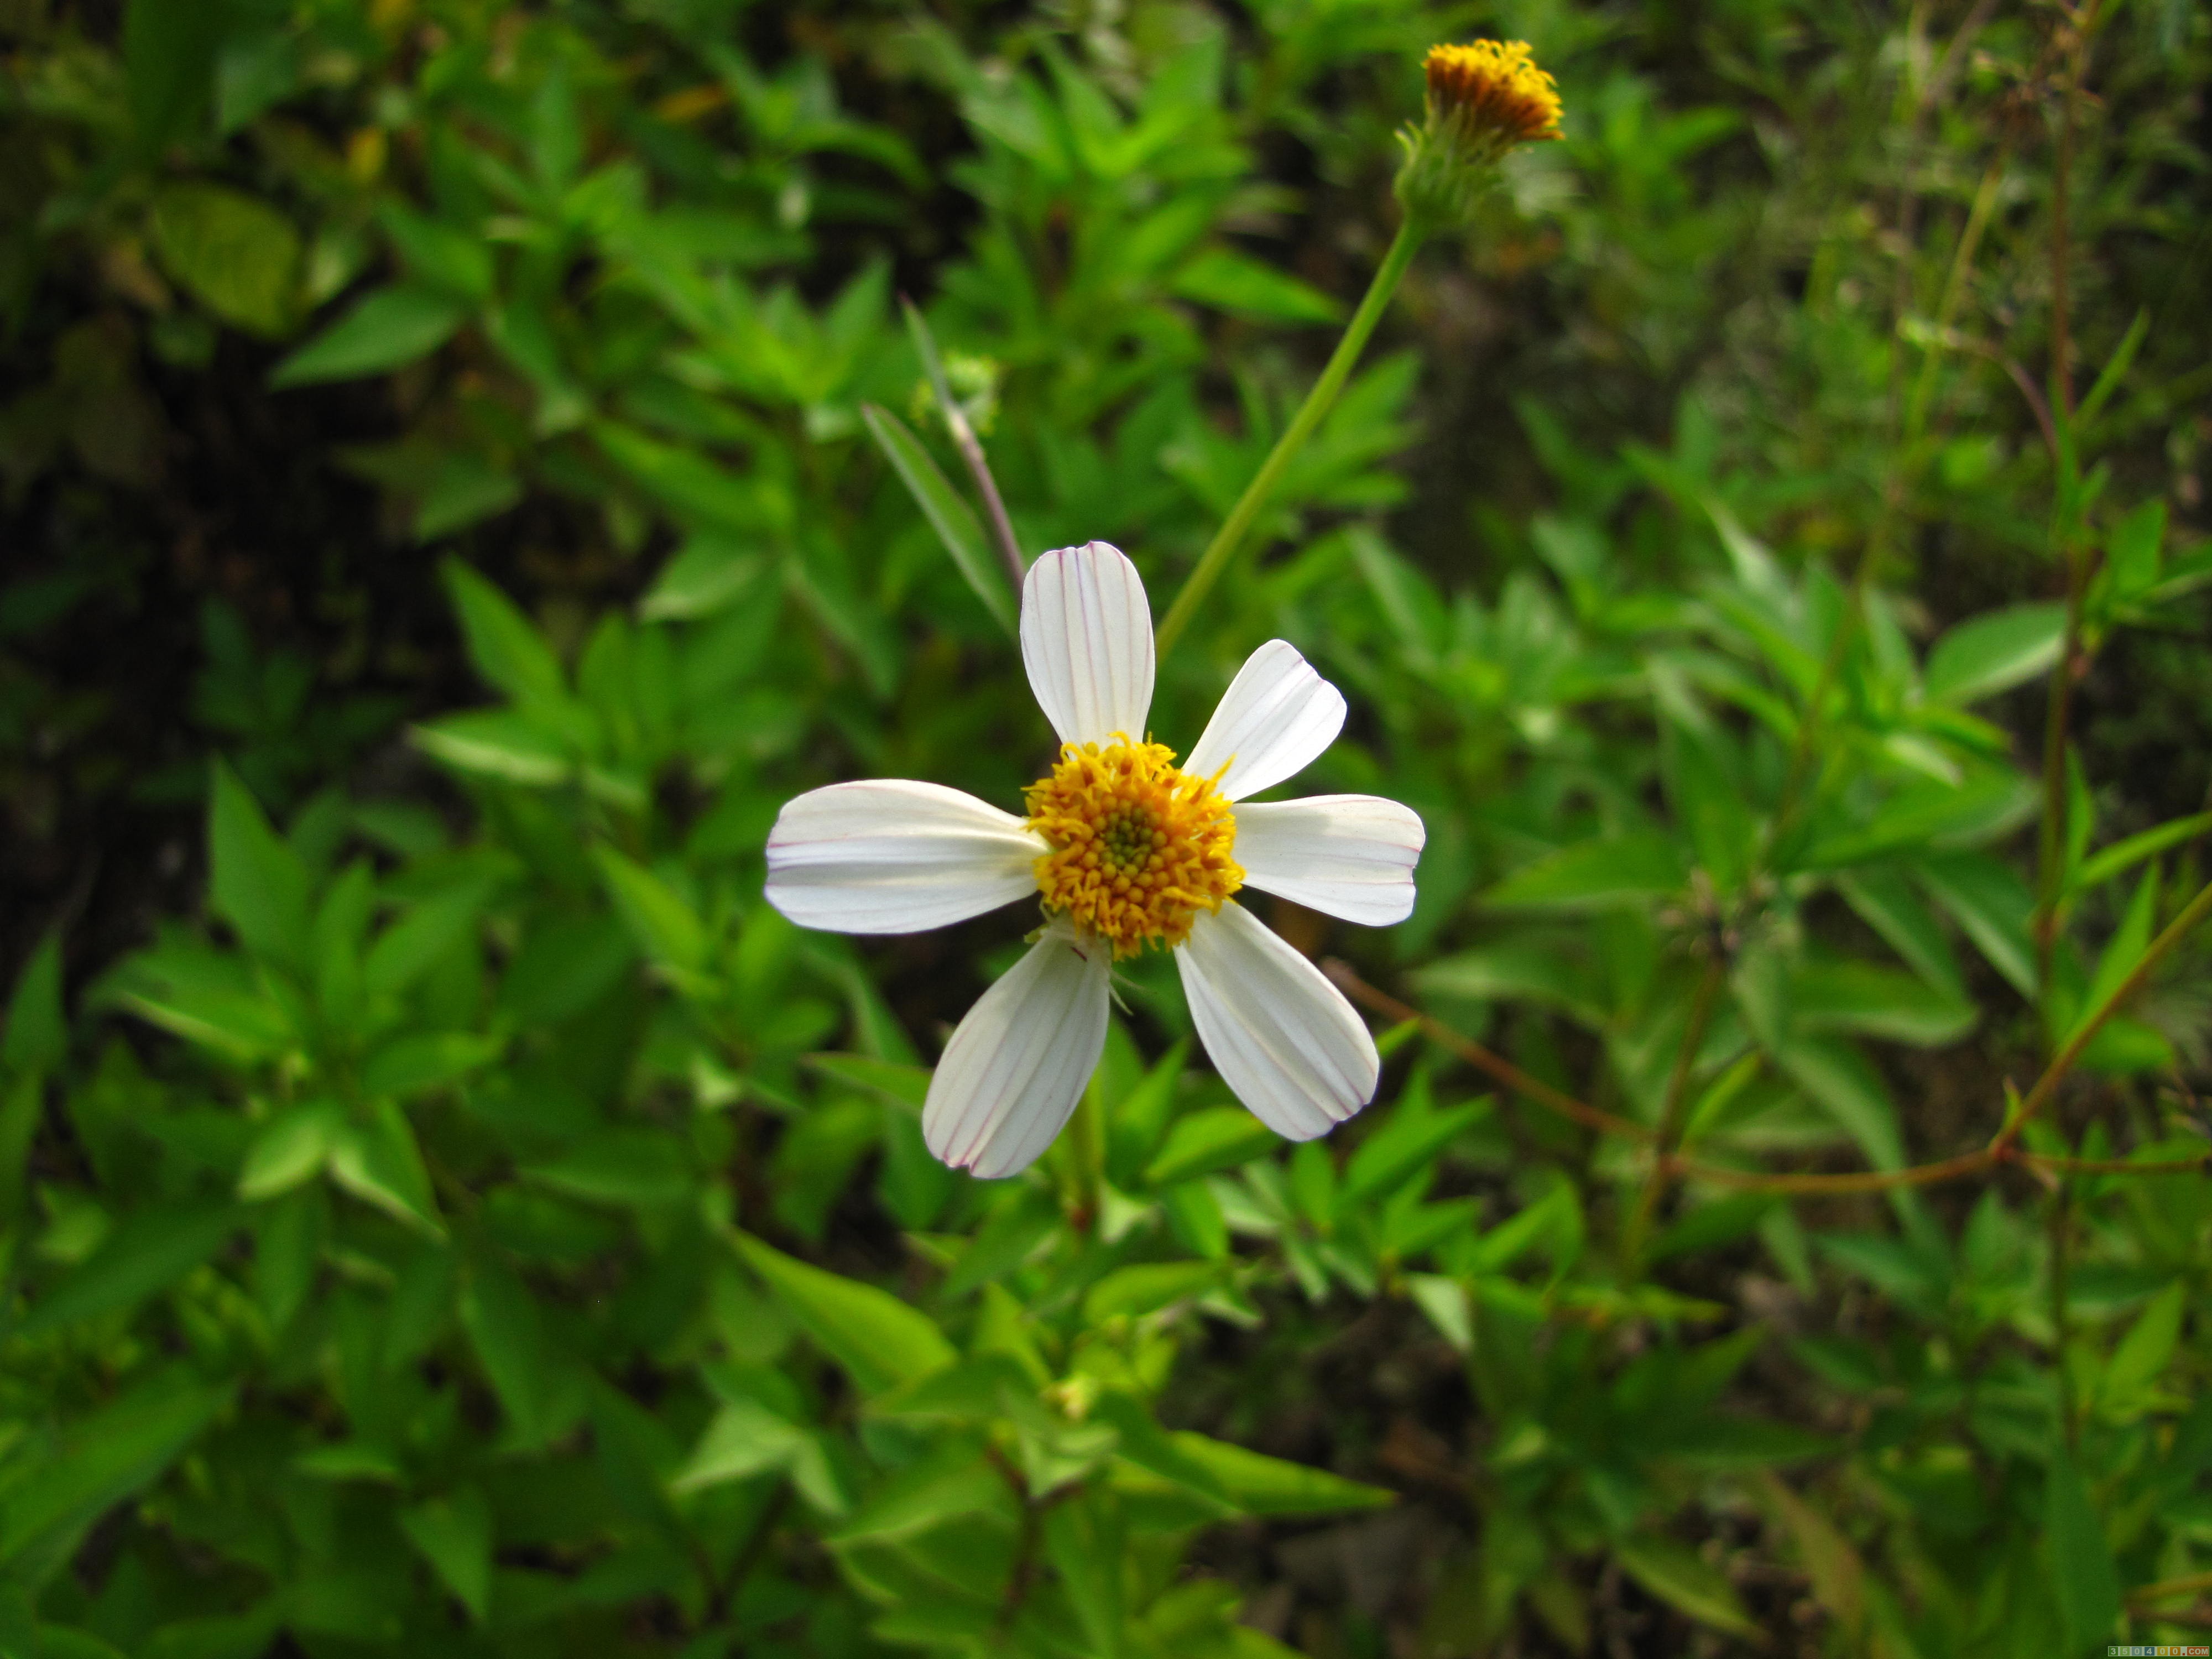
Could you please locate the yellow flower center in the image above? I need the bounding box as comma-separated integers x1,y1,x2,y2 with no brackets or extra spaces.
1024,738,1243,957
1423,40,1563,148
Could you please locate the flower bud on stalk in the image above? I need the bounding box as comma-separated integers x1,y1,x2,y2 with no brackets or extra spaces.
1396,40,1563,227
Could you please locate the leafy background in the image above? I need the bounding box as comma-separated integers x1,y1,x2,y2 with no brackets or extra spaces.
2,0,2209,1656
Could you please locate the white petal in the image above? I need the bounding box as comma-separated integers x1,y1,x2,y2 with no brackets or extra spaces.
1020,541,1155,748
1233,796,1426,926
1174,901,1378,1140
924,925,1112,1178
1183,640,1347,802
765,780,1044,935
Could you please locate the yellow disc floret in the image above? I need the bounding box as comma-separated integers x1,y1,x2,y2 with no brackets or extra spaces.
1024,738,1242,957
1423,40,1563,148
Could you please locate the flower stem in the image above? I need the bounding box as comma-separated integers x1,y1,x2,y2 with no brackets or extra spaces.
1154,212,1431,658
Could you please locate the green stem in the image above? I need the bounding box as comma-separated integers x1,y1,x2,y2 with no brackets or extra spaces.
1154,212,1432,658
1621,954,1726,1277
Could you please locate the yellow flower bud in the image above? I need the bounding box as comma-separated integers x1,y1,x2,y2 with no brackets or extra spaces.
1396,39,1563,226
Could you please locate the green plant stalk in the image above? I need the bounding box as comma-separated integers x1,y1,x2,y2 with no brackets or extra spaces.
1621,954,1726,1275
1154,212,1431,658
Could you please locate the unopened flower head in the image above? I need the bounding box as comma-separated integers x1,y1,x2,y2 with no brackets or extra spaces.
1397,38,1562,225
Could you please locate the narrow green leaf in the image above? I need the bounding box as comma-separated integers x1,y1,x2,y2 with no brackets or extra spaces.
2044,1446,2121,1653
2075,812,2212,895
0,1370,229,1582
2,928,66,1079
523,1128,691,1208
1161,1431,1393,1517
732,1230,954,1395
237,1101,344,1201
860,404,1016,636
1614,1535,1760,1637
441,561,567,708
328,1102,444,1235
271,284,469,387
1170,248,1343,324
1141,1106,1277,1187
208,761,312,970
1484,833,1687,911
593,846,710,974
18,1203,237,1338
399,1488,493,1624
1922,603,2066,704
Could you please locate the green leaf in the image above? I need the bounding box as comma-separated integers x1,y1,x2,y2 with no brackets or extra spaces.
1915,852,2038,999
123,0,223,149
379,202,495,302
827,1442,1011,1546
2,928,66,1079
1790,959,1975,1047
411,709,572,788
1043,1491,1125,1659
0,1370,229,1584
1082,1261,1220,1322
1614,1535,1760,1638
363,885,489,1000
459,1251,552,1443
2102,497,2167,601
1142,1106,1277,1187
1170,248,1343,324
237,1101,344,1201
208,761,311,971
2100,1280,2184,1414
1775,1036,1905,1172
593,419,789,534
2069,866,2158,1046
415,455,523,541
1801,770,2036,870
328,1102,444,1235
1484,833,1687,911
17,1202,237,1338
442,561,567,708
149,183,300,336
1343,1102,1483,1204
806,1053,930,1110
271,284,469,388
523,1128,691,1208
399,1488,493,1624
1922,603,2066,704
2044,1446,2121,1654
359,1031,503,1099
670,1397,807,1492
860,405,1017,637
593,847,710,975
2074,811,2212,894
1161,1431,1393,1517
732,1230,954,1395
639,536,768,622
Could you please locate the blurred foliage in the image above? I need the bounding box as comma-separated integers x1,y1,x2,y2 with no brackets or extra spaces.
2,0,2210,1656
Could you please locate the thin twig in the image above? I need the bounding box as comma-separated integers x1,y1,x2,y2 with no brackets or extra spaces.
1323,962,1651,1142
1624,956,1728,1271
1326,878,2212,1199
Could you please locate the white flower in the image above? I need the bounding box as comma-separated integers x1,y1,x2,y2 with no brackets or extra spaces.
764,541,1425,1178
